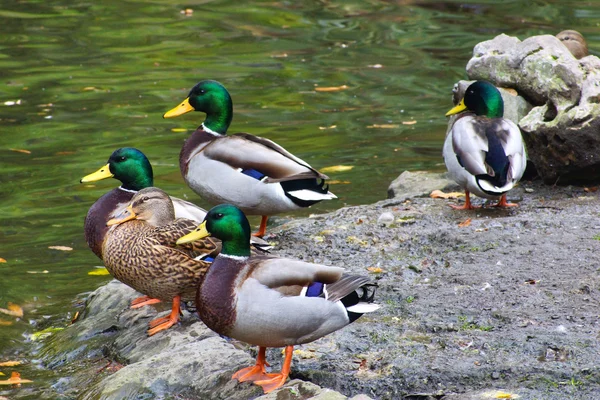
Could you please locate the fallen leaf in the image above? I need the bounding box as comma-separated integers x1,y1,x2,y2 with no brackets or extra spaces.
327,180,351,184
318,125,337,130
4,99,21,106
48,246,73,251
292,349,316,359
180,8,193,15
0,303,23,318
271,53,288,58
26,270,49,274
584,186,598,192
494,391,519,399
29,326,64,341
0,361,21,367
458,218,472,228
430,190,465,199
55,151,75,156
402,120,417,125
9,148,31,154
315,85,348,92
0,371,33,385
320,165,354,174
524,279,538,285
171,128,188,133
502,88,518,96
0,372,4,376
366,124,398,129
367,266,384,273
88,267,110,276
368,64,383,68
0,258,5,263
0,319,13,326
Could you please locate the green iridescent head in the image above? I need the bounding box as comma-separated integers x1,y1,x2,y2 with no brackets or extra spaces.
446,81,504,119
163,80,233,135
80,147,153,191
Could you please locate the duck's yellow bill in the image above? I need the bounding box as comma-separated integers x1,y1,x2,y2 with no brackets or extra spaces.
106,204,136,226
445,99,467,116
177,221,210,245
81,164,114,183
164,97,194,118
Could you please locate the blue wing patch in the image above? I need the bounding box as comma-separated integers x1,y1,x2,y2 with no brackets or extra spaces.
305,282,325,297
240,168,267,181
204,256,215,262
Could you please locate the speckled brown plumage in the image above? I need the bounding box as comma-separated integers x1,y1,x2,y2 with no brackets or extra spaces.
103,218,219,302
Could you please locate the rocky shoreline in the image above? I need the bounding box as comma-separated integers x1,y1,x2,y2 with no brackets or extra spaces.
40,176,600,399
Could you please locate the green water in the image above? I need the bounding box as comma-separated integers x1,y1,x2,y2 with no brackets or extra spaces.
0,0,598,395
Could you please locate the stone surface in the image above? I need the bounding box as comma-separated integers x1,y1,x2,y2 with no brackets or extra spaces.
463,33,600,184
40,180,600,399
387,170,459,200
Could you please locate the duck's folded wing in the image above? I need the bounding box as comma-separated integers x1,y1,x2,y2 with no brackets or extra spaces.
170,196,207,223
500,119,527,182
451,117,489,176
154,220,220,258
204,133,329,182
249,257,344,288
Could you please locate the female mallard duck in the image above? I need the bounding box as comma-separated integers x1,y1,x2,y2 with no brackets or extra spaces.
444,80,527,209
104,187,220,336
163,80,337,237
177,204,379,393
81,147,208,260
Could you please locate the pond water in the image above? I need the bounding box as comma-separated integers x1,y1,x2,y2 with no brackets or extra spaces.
0,0,598,396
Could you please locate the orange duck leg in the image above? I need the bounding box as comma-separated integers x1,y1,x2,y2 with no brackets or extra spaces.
130,295,161,309
252,215,268,238
232,346,272,383
147,295,181,336
254,345,293,393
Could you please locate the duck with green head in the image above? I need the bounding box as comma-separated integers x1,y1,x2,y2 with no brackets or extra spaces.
163,80,336,237
444,80,527,209
81,147,209,260
104,187,219,336
177,204,379,393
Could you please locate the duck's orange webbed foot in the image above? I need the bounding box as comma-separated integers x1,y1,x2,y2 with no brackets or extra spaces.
252,216,268,238
232,346,271,382
130,295,161,309
449,190,479,210
253,345,293,393
146,295,181,336
494,194,519,208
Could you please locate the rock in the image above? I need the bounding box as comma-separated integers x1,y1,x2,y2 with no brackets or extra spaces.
387,170,459,200
463,33,600,184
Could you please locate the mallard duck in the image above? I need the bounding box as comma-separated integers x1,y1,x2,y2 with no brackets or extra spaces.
163,80,337,237
444,80,527,209
104,187,220,336
81,147,208,260
556,30,588,59
176,204,379,393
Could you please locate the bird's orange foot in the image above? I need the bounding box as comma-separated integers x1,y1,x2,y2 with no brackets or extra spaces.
254,373,289,393
252,215,268,238
130,295,161,309
147,314,179,336
232,364,272,383
494,194,519,208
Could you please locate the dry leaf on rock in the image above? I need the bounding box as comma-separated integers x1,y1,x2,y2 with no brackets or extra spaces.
458,218,472,228
0,361,21,367
0,303,23,318
430,190,465,199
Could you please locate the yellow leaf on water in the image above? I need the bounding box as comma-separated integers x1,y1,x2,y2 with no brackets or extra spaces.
48,246,73,251
0,371,33,385
315,85,348,92
0,361,21,367
402,120,417,125
320,165,354,174
30,326,64,341
171,128,188,132
366,124,399,129
0,258,5,263
0,372,4,376
430,190,465,199
9,148,31,154
0,319,13,326
0,303,23,318
88,267,111,276
328,180,351,184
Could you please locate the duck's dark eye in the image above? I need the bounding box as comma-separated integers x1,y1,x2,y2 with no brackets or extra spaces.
199,89,206,95
142,196,149,202
215,213,224,219
119,156,126,162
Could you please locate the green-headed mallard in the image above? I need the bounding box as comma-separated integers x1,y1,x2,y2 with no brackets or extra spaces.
104,187,219,336
444,81,527,209
176,204,379,393
163,80,337,237
81,147,208,260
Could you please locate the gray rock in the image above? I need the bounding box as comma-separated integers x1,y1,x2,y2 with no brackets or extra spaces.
463,33,600,184
387,170,459,200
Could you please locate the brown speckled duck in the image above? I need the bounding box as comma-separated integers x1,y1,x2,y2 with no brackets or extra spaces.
177,204,380,393
104,187,219,336
81,147,208,260
556,30,588,59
